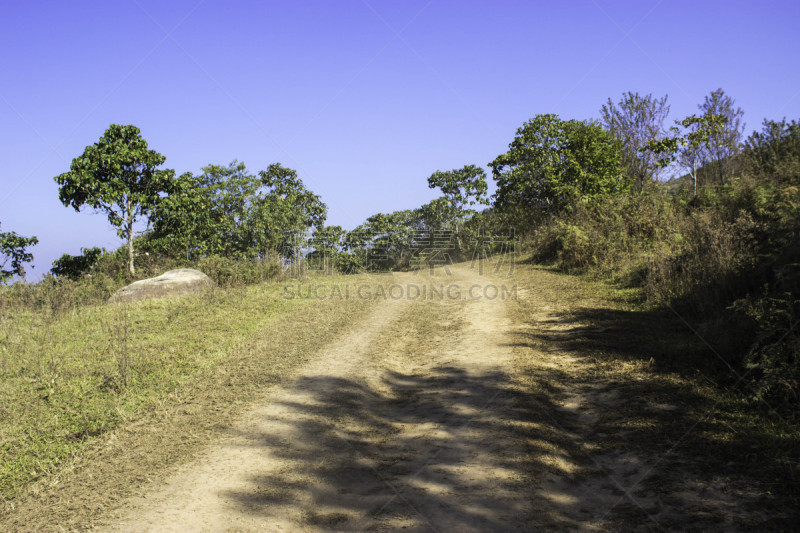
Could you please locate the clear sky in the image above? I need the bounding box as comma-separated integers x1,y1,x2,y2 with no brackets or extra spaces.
2,0,799,280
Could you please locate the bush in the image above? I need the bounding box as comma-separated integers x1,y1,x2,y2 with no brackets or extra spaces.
737,286,800,409
1,247,286,318
530,191,678,279
196,255,283,288
524,154,800,412
51,247,104,279
644,210,759,312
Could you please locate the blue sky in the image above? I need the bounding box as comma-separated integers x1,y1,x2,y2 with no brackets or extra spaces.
2,0,799,280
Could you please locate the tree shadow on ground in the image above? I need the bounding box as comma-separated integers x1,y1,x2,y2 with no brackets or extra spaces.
222,365,595,531
507,303,798,531
217,337,794,532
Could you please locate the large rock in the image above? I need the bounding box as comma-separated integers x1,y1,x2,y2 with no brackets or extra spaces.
108,269,214,303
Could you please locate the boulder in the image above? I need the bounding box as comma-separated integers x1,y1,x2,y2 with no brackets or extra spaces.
108,269,214,303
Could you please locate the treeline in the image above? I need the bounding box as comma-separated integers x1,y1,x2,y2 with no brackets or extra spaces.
1,125,506,287
25,132,506,282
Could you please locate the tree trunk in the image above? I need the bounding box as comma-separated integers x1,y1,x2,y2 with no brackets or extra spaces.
126,196,135,276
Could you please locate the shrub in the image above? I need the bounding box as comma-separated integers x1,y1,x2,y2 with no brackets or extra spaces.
644,210,759,312
523,129,800,413
51,247,104,279
196,255,283,288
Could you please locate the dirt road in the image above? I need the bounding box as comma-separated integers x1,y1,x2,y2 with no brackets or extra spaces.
95,264,788,532
101,265,535,531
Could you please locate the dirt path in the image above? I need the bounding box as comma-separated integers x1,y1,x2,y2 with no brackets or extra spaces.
94,264,789,532
100,266,537,531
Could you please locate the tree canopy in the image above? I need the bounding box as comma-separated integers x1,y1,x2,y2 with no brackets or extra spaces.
427,165,489,212
54,124,176,275
50,247,104,280
490,114,625,225
698,88,745,185
0,223,38,283
745,118,800,179
147,161,326,261
646,113,728,197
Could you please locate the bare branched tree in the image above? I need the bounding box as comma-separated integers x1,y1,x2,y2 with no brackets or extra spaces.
698,88,745,185
601,92,670,192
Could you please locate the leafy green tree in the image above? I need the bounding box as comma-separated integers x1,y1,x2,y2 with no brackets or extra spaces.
427,165,489,212
54,124,176,275
247,164,327,259
417,197,454,233
148,161,326,261
0,223,38,283
698,88,745,185
745,118,800,179
310,225,346,272
51,246,104,279
345,209,421,271
147,169,229,260
647,113,728,197
192,161,259,257
490,114,624,226
312,225,346,254
426,165,489,251
601,92,670,191
146,172,208,260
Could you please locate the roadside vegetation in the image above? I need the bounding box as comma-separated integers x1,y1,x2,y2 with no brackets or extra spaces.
525,98,800,422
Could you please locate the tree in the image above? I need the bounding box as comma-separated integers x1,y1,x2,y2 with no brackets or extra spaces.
310,225,346,272
745,118,800,179
247,164,327,259
55,124,176,275
146,172,213,260
417,197,455,233
426,165,489,251
146,167,241,261
677,135,705,197
646,113,728,197
698,89,745,185
427,165,489,212
0,223,38,283
490,114,624,226
345,209,421,271
147,161,327,261
601,92,671,192
51,246,104,279
189,161,259,258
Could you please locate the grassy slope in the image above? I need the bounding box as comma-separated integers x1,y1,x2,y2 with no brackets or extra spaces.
0,275,379,527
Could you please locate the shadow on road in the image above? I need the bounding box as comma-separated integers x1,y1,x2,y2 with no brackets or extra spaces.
507,303,797,531
218,304,794,531
221,363,601,531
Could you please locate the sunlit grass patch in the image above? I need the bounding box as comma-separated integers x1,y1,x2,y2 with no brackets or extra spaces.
0,273,377,501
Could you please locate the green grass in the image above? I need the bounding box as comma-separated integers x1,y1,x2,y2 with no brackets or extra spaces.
0,275,375,502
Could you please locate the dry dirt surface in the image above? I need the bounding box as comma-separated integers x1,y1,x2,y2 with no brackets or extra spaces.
101,265,537,532
14,264,792,531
